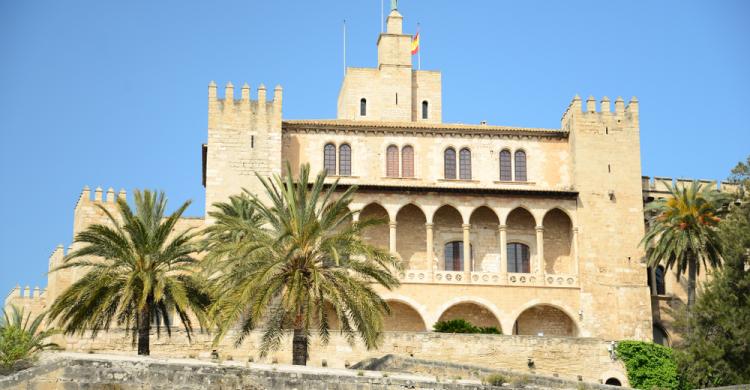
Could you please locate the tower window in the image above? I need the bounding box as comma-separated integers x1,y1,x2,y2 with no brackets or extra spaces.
444,148,456,179
459,148,472,180
499,149,512,181
514,150,527,182
655,265,666,295
338,144,351,176
507,243,530,273
422,100,429,119
324,143,337,175
360,98,367,116
386,145,399,177
401,145,414,178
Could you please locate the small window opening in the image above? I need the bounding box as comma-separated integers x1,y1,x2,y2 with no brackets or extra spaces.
251,135,255,148
605,127,609,134
422,100,429,119
608,164,611,173
360,98,367,116
395,93,398,105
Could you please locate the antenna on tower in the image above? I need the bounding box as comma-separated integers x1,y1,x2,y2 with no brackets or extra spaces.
343,19,347,76
381,0,384,33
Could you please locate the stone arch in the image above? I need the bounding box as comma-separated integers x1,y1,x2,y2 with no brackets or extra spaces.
383,299,428,332
435,298,504,332
360,203,389,250
512,303,579,337
542,208,573,274
600,371,628,387
396,204,427,269
433,205,465,271
469,206,501,272
506,207,538,273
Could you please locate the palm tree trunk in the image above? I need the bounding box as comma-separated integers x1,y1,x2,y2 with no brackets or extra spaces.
292,327,307,365
687,257,697,308
137,306,151,356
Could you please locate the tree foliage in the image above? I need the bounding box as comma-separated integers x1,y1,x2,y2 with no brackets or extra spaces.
675,181,750,387
0,306,58,374
616,341,680,390
641,181,730,308
205,164,401,365
48,190,210,356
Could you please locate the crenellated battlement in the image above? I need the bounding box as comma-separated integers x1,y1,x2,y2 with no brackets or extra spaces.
561,95,639,132
207,81,283,128
74,185,126,210
642,176,742,198
4,284,47,316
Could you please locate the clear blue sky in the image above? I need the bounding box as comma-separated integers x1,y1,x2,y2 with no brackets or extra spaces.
1,1,748,295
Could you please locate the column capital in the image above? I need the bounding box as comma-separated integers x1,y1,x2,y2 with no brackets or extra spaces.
425,222,434,228
573,226,579,233
389,221,398,228
535,225,545,232
462,223,471,229
498,224,508,231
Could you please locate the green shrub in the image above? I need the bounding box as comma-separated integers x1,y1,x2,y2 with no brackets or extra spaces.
0,306,58,375
615,340,680,390
484,373,507,386
433,319,502,335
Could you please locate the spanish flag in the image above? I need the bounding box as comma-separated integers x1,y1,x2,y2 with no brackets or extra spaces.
411,31,420,55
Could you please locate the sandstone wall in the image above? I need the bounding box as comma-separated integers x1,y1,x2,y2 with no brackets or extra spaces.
47,330,626,384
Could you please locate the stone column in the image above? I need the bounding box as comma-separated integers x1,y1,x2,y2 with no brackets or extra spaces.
389,221,398,254
462,224,471,272
572,227,579,275
499,224,508,274
535,226,545,275
425,223,434,270
649,266,657,295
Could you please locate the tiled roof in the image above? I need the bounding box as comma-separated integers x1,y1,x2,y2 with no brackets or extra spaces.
283,119,565,137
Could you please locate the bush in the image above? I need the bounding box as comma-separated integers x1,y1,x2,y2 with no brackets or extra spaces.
433,319,502,335
615,340,680,390
484,373,507,386
0,306,58,375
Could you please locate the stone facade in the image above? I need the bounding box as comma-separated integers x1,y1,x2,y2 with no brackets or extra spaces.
3,6,743,385
0,353,626,390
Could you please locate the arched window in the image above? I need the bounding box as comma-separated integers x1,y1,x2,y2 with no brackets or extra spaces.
444,148,456,179
499,149,512,181
386,145,399,177
444,241,470,271
324,143,337,175
459,148,472,180
655,265,666,295
422,100,429,119
401,146,414,177
338,144,351,176
514,150,527,181
507,243,530,273
360,98,367,116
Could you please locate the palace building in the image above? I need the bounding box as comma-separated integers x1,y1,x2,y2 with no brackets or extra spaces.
5,7,740,383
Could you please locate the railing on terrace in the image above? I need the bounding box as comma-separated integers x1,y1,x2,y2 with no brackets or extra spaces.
400,270,578,288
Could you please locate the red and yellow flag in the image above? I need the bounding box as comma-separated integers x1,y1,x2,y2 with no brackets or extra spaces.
411,32,420,55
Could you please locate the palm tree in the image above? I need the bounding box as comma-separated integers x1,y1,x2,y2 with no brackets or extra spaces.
0,306,58,373
642,180,730,309
205,164,401,365
48,190,210,356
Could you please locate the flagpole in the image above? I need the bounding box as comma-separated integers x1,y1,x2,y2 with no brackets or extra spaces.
343,19,347,76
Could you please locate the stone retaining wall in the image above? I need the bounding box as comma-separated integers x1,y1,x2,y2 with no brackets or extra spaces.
0,353,596,390
51,330,628,384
